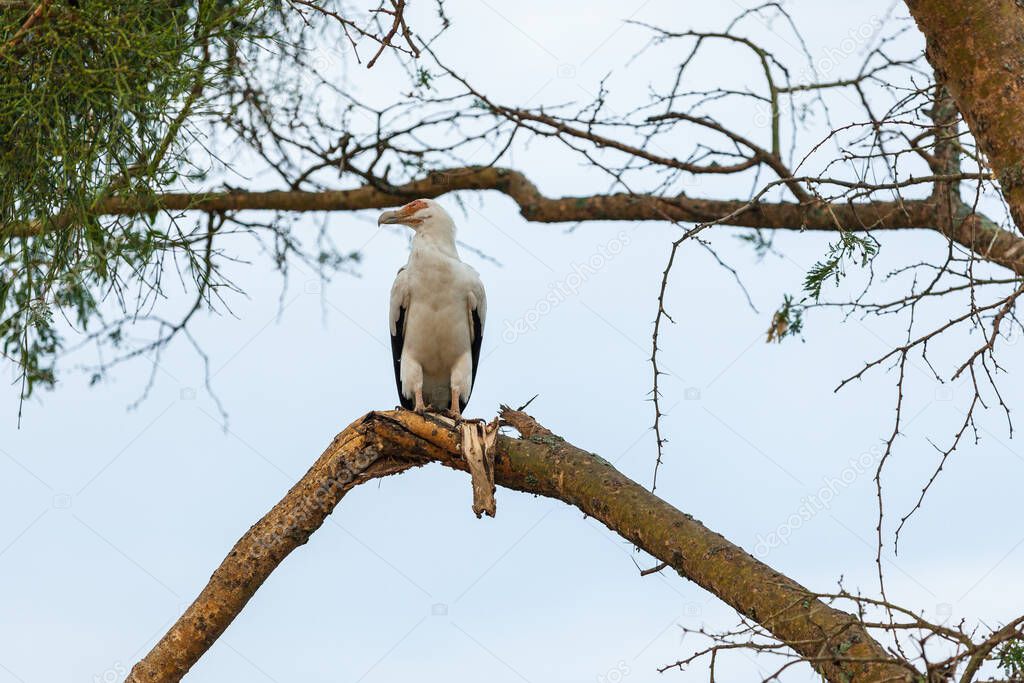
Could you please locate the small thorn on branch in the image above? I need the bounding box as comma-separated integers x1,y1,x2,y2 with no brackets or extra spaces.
640,561,669,576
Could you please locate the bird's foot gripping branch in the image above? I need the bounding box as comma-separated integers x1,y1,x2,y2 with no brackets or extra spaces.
125,408,916,683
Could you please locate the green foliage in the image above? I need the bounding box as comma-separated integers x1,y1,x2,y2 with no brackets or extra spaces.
736,229,775,260
803,231,878,301
767,293,804,343
415,66,433,89
0,0,264,400
998,638,1024,680
763,231,878,345
1,0,257,231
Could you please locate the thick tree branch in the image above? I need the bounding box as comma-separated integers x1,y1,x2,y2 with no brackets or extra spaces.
126,409,915,683
906,0,1024,232
9,166,1023,276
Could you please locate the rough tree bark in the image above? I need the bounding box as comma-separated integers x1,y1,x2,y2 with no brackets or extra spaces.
8,166,1022,276
906,0,1024,232
125,409,915,683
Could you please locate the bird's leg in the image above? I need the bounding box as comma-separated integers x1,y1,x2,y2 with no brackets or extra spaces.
445,386,462,421
413,388,426,415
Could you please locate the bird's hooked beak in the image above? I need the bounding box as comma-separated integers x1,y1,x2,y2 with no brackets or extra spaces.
377,209,404,226
377,200,427,227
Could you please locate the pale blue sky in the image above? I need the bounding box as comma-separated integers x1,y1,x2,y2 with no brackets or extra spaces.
2,2,1022,682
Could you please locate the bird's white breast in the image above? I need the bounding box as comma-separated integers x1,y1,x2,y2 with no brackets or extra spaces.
402,247,473,383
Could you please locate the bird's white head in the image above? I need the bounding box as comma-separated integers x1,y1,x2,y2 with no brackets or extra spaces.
377,199,454,234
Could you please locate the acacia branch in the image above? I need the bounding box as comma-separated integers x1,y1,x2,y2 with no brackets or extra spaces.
1,0,48,52
125,408,915,683
8,166,1023,276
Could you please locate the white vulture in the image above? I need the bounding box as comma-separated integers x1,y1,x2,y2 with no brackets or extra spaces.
379,199,486,419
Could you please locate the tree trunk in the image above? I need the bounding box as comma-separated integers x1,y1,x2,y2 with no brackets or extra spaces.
125,409,914,683
906,0,1024,232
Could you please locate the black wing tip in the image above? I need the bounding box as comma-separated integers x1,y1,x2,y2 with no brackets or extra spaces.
392,306,411,410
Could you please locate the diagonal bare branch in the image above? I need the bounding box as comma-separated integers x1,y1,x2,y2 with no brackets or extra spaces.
125,408,917,683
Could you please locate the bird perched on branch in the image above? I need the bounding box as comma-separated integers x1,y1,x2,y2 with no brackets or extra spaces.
380,199,486,419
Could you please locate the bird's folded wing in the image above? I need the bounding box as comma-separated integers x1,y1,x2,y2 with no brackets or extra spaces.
389,268,413,410
465,267,487,409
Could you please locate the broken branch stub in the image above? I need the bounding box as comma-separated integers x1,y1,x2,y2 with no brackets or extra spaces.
458,417,499,517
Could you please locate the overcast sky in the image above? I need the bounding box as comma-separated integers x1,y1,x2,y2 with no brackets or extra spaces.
2,2,1022,682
